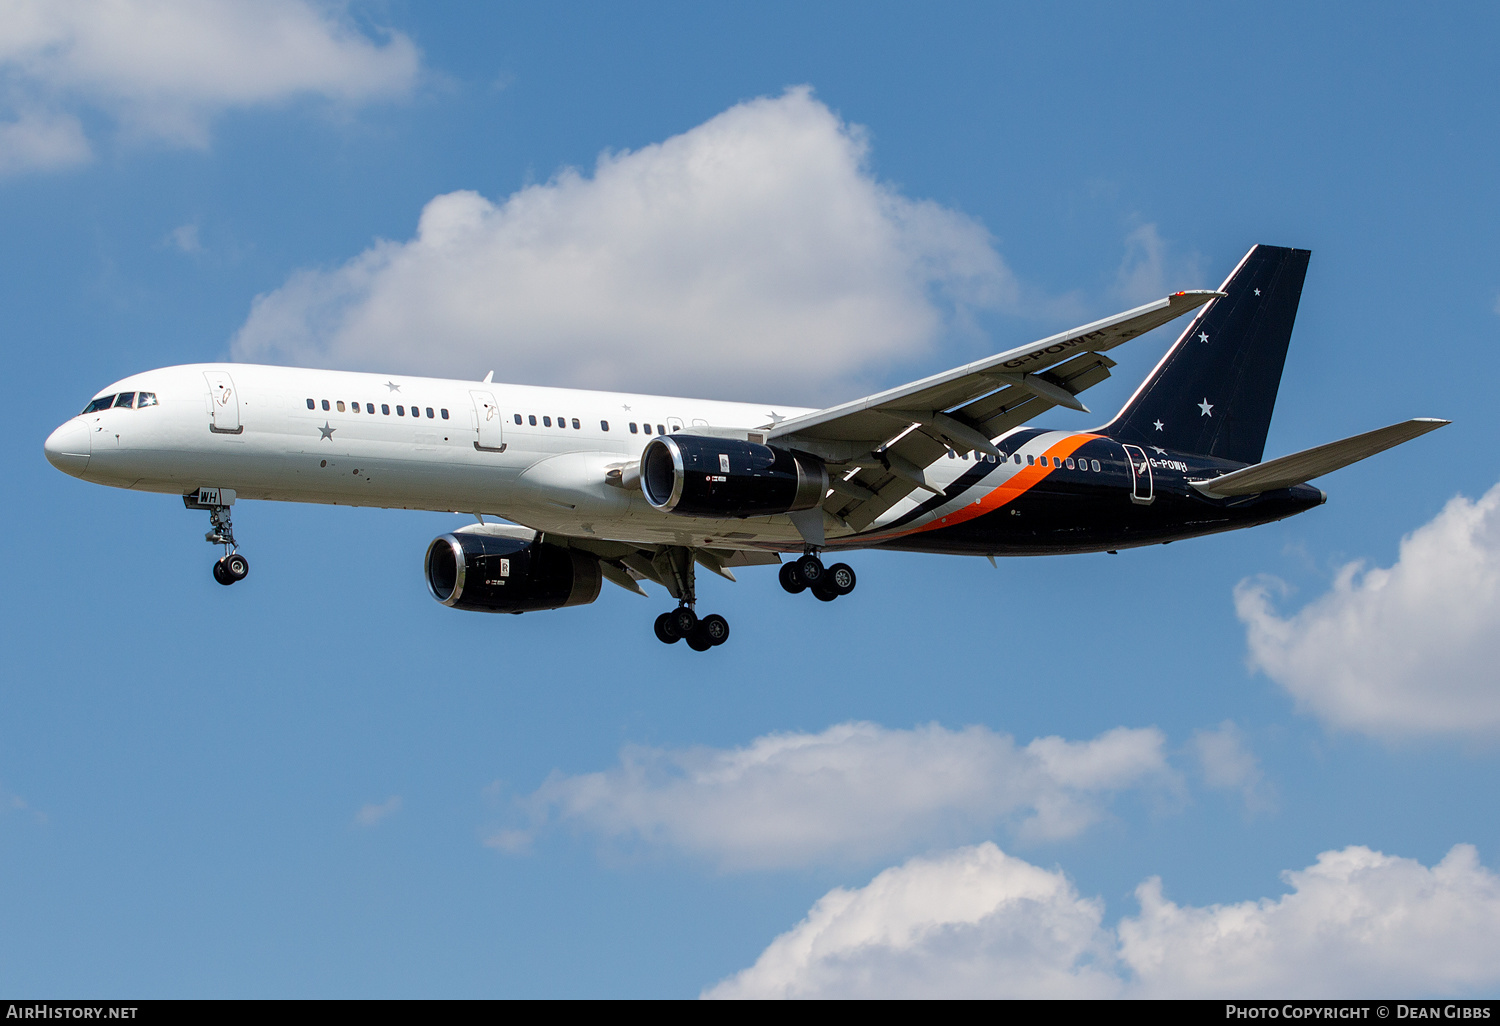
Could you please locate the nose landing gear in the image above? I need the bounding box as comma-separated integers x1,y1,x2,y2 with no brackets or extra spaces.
779,552,856,602
185,487,248,586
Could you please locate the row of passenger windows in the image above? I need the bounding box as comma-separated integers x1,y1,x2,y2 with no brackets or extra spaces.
308,399,448,419
510,414,676,436
81,392,158,413
944,449,1100,472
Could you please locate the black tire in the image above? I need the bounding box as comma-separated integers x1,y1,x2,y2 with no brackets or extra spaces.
700,613,730,646
685,630,713,652
812,584,838,602
828,562,856,596
797,554,825,585
654,611,680,644
212,558,233,586
779,562,806,594
225,553,249,581
671,606,698,636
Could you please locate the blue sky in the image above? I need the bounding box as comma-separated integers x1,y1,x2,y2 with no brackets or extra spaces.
4,1,1500,997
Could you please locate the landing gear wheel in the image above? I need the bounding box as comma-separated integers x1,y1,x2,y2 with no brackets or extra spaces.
685,631,713,652
779,562,807,594
654,611,681,644
812,584,839,602
224,553,249,582
699,613,730,647
670,606,698,637
828,562,856,596
796,554,825,586
212,557,233,586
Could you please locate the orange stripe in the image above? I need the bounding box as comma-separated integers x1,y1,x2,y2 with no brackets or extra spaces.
867,433,1103,542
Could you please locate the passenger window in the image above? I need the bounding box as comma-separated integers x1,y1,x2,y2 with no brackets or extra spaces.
441,409,449,420
657,424,665,435
572,418,580,429
137,392,157,407
529,415,537,426
351,402,360,414
426,407,435,419
1026,454,1035,466
397,406,405,416
543,416,552,427
630,423,638,434
336,401,345,412
558,414,566,427
600,420,609,431
1013,454,1022,465
1052,457,1061,468
306,398,315,410
1066,458,1075,469
962,452,969,460
1091,459,1101,472
322,400,330,411
643,423,652,435
382,404,390,415
514,414,522,425
366,403,374,414
114,392,135,409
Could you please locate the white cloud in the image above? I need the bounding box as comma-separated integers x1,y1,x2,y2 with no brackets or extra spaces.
353,794,401,827
0,0,419,173
166,222,200,252
704,843,1120,998
1111,222,1205,306
1190,721,1273,813
496,721,1175,870
707,842,1500,998
231,87,1018,404
1237,482,1500,738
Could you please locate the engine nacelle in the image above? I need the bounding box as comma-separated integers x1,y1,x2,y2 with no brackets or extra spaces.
640,435,828,517
424,527,602,614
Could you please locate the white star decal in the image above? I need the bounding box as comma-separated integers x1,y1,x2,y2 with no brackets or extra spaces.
622,403,631,411
1254,288,1261,296
318,422,336,439
1198,331,1210,343
384,380,401,392
1150,445,1167,455
1198,399,1214,417
767,411,786,424
1153,419,1164,431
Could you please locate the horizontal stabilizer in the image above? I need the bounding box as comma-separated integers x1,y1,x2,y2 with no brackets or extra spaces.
1190,418,1449,497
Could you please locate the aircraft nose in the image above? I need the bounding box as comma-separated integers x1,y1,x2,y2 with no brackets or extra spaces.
44,418,91,476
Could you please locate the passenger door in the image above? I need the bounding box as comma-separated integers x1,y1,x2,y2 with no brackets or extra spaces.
1121,443,1153,504
203,371,242,434
470,391,506,452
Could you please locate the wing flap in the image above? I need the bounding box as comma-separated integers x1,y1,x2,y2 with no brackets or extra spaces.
1191,418,1449,497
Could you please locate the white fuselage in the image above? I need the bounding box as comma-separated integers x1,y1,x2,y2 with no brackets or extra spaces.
43,363,988,551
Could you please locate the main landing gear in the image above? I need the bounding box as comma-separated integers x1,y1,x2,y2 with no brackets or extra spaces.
779,552,856,602
184,488,249,587
651,546,730,651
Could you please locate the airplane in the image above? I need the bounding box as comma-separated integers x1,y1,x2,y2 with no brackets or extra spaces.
43,244,1446,651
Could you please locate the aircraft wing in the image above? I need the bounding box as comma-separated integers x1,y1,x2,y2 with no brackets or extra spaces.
768,289,1221,531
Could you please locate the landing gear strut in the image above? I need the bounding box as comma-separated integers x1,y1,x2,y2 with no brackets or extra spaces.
652,547,730,650
779,551,856,602
184,487,249,586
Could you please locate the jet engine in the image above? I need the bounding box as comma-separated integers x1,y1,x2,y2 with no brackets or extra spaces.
424,526,601,614
640,435,828,517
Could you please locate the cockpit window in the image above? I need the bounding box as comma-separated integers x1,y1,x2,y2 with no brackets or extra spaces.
113,392,136,409
137,392,157,407
82,395,115,414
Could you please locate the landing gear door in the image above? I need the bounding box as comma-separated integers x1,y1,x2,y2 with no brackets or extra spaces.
203,371,242,434
1122,443,1153,505
470,390,506,452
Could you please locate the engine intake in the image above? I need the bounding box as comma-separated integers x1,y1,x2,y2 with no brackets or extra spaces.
425,528,601,614
640,435,828,517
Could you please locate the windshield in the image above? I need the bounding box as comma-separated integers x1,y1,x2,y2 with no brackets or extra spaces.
82,395,115,414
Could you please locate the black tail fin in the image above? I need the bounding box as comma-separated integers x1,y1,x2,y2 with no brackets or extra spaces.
1105,244,1310,465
